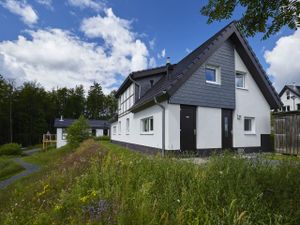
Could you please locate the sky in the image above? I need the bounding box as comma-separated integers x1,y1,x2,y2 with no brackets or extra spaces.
0,0,299,94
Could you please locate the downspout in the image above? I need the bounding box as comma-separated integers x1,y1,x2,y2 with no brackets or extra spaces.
129,74,141,99
154,95,165,157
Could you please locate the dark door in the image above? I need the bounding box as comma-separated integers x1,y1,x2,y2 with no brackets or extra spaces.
222,109,233,149
180,105,196,151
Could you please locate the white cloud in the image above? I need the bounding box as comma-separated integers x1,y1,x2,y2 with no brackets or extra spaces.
0,8,151,94
35,0,53,9
81,8,149,72
68,0,105,11
0,0,38,26
185,48,191,53
157,48,166,59
264,30,300,90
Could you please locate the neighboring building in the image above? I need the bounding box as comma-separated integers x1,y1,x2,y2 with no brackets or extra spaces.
278,84,300,111
54,118,110,148
110,21,281,154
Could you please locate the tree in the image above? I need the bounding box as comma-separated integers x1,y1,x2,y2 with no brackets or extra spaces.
104,90,118,119
86,82,105,119
201,0,300,39
66,115,90,147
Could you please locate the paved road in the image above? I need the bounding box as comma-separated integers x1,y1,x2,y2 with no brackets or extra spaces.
0,149,41,190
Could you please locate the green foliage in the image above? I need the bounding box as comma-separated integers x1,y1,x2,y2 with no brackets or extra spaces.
0,157,24,181
93,136,111,142
201,0,300,39
0,143,22,156
1,140,300,224
66,116,91,147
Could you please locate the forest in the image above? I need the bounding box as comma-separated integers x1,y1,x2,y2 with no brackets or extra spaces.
0,75,117,146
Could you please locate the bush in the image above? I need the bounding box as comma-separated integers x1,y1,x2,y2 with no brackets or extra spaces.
66,116,91,147
93,136,110,141
0,143,22,156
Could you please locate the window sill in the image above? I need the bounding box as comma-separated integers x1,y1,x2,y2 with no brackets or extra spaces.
236,87,248,91
206,81,221,85
140,132,154,135
244,132,256,135
126,133,130,135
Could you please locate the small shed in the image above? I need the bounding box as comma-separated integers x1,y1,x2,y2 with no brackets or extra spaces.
54,118,110,148
273,111,300,155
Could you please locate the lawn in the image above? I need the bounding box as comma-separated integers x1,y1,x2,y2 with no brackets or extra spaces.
0,157,24,181
0,139,300,224
262,152,300,162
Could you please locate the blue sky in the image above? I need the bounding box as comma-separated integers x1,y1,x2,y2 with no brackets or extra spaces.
0,0,299,93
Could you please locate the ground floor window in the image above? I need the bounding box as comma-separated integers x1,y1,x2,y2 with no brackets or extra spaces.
141,116,153,133
297,103,300,111
244,117,255,133
113,126,117,135
91,129,96,136
126,118,130,134
118,121,121,135
104,129,108,136
62,128,67,140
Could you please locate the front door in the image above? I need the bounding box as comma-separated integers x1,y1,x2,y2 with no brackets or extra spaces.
180,105,196,151
222,109,233,149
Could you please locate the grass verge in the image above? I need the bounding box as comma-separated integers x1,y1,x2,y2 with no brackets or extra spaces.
0,157,24,181
262,152,300,162
0,140,300,224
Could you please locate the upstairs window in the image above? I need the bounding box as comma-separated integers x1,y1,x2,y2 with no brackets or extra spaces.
141,117,154,134
287,90,290,100
118,84,135,115
205,65,220,84
236,72,246,89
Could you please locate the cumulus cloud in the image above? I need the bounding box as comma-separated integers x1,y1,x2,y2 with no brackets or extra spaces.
264,30,300,90
157,48,166,59
0,0,38,26
0,8,151,94
68,0,105,11
35,0,53,9
81,8,149,72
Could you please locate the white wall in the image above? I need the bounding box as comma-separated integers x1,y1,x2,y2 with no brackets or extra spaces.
56,128,67,148
96,129,103,137
197,107,222,149
233,49,271,147
280,90,300,111
111,101,181,150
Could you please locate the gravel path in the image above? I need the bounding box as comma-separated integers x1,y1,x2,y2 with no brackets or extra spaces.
0,149,41,190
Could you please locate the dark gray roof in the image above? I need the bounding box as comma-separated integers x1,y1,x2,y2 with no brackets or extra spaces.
54,118,110,128
279,85,300,98
130,21,281,111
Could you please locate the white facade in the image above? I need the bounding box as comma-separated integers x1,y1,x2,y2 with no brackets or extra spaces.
280,89,300,111
56,128,105,148
111,49,273,151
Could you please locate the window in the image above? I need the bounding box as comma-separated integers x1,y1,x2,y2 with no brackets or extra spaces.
236,72,246,88
287,90,290,100
62,128,67,140
126,118,130,133
91,129,96,136
205,65,220,84
113,126,117,135
118,121,121,135
244,117,255,133
141,117,154,134
287,106,290,111
297,104,300,111
150,80,154,87
118,84,135,115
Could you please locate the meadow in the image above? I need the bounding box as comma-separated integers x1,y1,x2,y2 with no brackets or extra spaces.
0,139,299,224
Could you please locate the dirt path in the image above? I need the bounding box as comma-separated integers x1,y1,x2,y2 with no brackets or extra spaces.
0,149,41,190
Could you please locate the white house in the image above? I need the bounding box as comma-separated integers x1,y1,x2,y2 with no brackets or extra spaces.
278,84,300,111
110,22,282,155
54,118,110,148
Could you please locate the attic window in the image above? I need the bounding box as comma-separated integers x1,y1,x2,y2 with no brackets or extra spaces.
205,65,220,84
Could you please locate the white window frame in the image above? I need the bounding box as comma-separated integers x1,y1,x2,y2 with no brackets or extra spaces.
62,128,67,140
205,64,221,85
244,117,255,134
140,116,154,134
112,126,117,135
126,118,130,134
118,84,135,115
236,71,246,89
118,121,121,135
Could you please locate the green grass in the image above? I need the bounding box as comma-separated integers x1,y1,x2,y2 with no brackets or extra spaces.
262,152,300,162
0,157,24,181
0,140,300,224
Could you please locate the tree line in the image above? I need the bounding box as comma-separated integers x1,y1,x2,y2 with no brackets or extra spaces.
0,75,117,147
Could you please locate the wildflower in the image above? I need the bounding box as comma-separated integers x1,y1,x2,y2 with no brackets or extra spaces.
80,196,89,203
177,199,180,203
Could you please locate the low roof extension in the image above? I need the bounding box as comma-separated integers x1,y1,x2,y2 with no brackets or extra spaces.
54,118,110,129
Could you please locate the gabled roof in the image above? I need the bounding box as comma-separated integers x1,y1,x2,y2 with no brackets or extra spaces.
115,64,176,98
130,21,282,111
54,118,110,128
279,85,300,98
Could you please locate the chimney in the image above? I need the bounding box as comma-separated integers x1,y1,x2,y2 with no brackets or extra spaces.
166,57,171,80
59,115,64,121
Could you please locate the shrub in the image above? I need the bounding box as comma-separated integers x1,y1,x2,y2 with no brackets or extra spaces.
67,116,91,147
0,143,22,156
